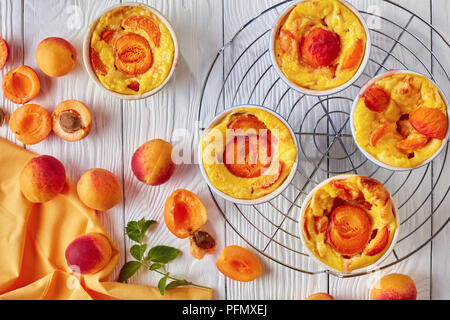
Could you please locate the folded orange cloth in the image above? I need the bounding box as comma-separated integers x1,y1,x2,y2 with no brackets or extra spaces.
0,138,212,300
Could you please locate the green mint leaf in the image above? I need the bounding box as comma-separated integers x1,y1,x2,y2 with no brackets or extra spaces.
149,263,162,271
165,279,190,290
118,261,142,282
158,274,169,296
147,245,180,264
126,219,156,243
141,219,156,234
130,244,147,261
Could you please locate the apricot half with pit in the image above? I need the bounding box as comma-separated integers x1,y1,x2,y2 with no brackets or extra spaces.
216,245,262,282
190,229,216,259
9,104,52,145
300,27,341,68
2,65,40,104
164,189,208,239
327,205,372,255
20,155,66,203
131,139,176,186
77,168,122,211
36,37,77,77
114,33,153,75
52,100,92,142
65,233,113,275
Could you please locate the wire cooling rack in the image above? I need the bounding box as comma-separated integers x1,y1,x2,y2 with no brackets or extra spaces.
197,0,450,277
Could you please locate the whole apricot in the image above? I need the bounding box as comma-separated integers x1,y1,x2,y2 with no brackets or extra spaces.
36,37,77,77
20,155,66,203
131,139,176,186
0,37,9,69
300,28,341,68
306,293,336,300
370,273,417,300
65,233,113,274
77,168,122,211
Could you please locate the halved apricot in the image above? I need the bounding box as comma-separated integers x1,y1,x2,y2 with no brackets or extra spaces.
164,189,208,239
0,37,9,69
409,107,448,140
216,245,262,282
52,100,92,142
278,29,297,54
90,48,107,76
101,29,116,44
396,134,429,153
2,65,40,104
114,33,153,75
190,229,216,259
340,38,364,70
300,27,341,68
365,226,389,256
327,205,372,255
122,15,161,47
363,85,390,113
9,104,52,145
369,121,396,147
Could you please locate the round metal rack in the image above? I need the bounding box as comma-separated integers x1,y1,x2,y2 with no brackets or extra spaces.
198,0,450,277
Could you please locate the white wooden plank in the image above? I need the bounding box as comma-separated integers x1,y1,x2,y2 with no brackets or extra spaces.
0,0,24,145
22,0,125,282
121,0,226,299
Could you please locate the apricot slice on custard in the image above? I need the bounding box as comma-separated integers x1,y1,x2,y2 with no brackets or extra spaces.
9,104,52,145
365,226,389,256
0,37,9,69
90,48,107,76
409,107,448,140
340,38,364,70
327,205,372,255
52,100,92,142
369,121,396,147
164,189,208,239
2,65,40,104
278,29,297,54
216,245,262,282
122,16,161,47
363,85,390,113
114,33,153,75
300,28,341,68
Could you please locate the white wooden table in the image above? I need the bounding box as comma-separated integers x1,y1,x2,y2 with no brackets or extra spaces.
1,0,449,300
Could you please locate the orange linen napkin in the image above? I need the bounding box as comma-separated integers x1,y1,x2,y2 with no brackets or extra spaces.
0,138,212,300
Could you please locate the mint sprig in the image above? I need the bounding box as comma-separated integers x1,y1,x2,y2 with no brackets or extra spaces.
118,218,210,295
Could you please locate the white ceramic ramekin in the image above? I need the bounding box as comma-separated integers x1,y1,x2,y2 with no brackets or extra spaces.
82,2,179,100
350,69,450,171
269,0,371,96
198,104,299,205
298,174,400,276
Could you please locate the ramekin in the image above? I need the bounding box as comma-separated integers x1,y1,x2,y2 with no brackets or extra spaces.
82,2,179,100
350,69,450,171
269,0,371,96
298,174,400,276
198,104,299,206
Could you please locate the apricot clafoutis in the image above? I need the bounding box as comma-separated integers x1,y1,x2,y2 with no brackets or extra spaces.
77,168,122,211
132,139,176,186
164,189,216,259
2,65,40,104
9,104,52,145
36,37,77,77
52,99,92,142
370,273,417,300
216,245,262,282
301,175,397,273
65,233,113,275
201,107,297,200
89,5,175,95
20,155,66,203
274,0,367,90
353,72,448,168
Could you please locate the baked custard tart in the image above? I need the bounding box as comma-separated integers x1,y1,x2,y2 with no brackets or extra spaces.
352,71,448,169
273,0,368,91
300,175,398,274
89,5,175,96
200,107,298,201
